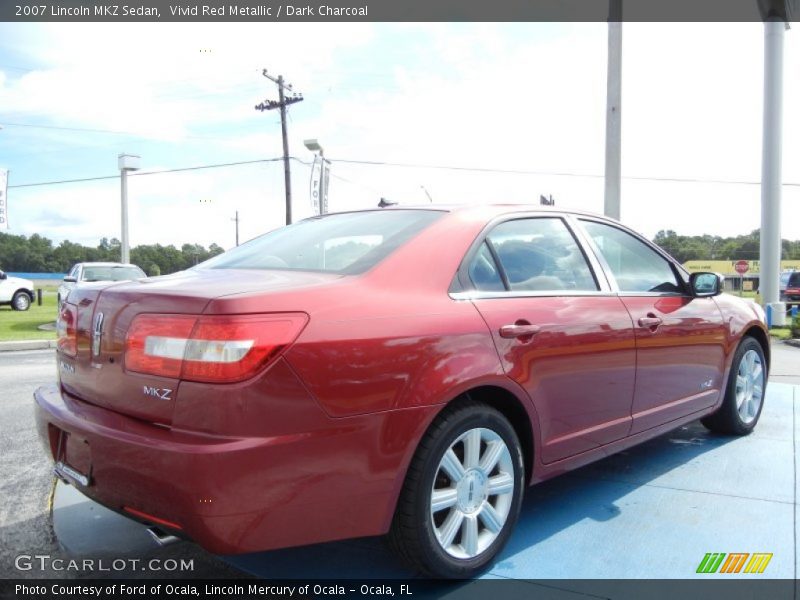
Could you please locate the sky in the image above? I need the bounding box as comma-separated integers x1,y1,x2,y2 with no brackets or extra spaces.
0,21,799,253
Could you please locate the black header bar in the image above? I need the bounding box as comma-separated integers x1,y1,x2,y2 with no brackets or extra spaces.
1,0,798,22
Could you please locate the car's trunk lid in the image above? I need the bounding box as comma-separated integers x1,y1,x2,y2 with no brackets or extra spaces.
58,268,339,425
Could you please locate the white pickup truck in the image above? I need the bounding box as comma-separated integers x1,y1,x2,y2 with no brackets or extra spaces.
0,270,35,311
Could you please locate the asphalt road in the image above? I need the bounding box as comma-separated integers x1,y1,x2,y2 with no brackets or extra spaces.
2,343,799,579
0,349,247,579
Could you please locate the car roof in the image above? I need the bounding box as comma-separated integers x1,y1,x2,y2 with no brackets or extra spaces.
341,203,620,223
75,262,141,268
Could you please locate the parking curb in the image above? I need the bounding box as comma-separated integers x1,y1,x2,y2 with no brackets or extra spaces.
0,339,57,352
785,339,800,349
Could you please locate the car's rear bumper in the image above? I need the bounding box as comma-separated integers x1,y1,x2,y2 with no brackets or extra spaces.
34,380,433,554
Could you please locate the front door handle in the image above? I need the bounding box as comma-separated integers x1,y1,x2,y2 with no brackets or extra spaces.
499,323,541,339
638,316,663,328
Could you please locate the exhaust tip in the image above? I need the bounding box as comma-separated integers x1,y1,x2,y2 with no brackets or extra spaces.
146,526,181,547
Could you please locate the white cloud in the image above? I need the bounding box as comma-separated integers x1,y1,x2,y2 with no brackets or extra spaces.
1,21,799,255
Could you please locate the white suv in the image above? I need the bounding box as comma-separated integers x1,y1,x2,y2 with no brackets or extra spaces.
0,270,35,311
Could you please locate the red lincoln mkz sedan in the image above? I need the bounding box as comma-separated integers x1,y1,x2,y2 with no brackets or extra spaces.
35,205,769,578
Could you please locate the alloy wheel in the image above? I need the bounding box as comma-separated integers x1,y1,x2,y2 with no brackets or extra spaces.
735,349,764,425
430,427,515,559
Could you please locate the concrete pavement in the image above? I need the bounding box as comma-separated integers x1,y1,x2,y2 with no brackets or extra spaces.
3,343,799,583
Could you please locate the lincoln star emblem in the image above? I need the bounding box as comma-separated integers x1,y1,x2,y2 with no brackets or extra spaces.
91,312,104,357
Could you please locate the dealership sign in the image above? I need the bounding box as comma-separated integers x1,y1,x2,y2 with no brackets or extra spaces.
684,260,800,276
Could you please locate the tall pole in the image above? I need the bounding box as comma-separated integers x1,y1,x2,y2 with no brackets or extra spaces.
603,0,622,221
255,70,303,226
117,154,139,263
759,17,785,306
120,170,129,263
277,76,292,225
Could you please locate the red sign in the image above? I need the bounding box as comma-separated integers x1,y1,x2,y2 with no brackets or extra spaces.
734,260,749,275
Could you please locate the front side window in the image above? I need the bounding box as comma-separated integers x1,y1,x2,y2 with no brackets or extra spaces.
199,209,444,275
581,220,683,294
469,218,598,292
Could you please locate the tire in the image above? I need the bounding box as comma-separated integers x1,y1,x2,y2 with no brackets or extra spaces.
388,400,525,578
701,337,767,435
12,291,31,311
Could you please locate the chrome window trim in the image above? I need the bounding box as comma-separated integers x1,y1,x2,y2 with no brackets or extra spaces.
616,291,686,298
450,290,618,301
563,215,613,293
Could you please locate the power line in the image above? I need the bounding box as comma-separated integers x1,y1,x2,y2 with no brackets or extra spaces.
0,121,276,141
7,158,284,189
328,158,800,188
7,154,800,191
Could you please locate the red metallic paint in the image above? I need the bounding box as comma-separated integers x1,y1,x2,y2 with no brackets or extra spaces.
622,295,727,434
34,205,769,556
472,295,636,463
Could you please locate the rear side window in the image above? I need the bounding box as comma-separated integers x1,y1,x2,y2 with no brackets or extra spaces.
468,242,505,291
469,218,598,292
199,210,444,275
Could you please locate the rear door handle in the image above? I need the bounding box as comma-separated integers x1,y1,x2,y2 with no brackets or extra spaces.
638,316,663,328
499,323,541,339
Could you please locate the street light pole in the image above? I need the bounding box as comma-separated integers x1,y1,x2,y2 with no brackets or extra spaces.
118,154,140,264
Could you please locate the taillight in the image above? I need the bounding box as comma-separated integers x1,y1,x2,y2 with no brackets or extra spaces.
125,313,308,383
56,303,78,357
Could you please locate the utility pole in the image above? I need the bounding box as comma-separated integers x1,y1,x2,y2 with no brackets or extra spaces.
232,210,240,246
255,70,303,226
603,0,622,221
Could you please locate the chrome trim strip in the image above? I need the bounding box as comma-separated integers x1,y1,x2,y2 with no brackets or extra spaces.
450,290,618,301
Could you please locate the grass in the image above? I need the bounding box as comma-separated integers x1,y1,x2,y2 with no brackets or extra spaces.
0,291,58,341
769,327,793,341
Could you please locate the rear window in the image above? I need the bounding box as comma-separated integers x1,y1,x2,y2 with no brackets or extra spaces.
198,210,444,275
81,266,146,282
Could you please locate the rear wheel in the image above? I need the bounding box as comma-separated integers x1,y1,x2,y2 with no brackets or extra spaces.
388,401,524,578
701,337,766,435
12,291,31,311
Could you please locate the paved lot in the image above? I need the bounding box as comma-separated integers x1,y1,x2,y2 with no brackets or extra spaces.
1,344,799,582
0,350,245,579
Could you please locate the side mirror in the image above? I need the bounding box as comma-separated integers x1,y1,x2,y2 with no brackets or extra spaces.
0,270,6,280
690,272,723,297
63,276,77,283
